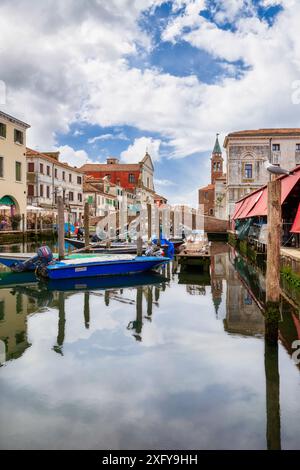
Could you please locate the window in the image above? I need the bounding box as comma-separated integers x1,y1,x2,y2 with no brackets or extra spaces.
77,176,82,184
129,173,135,183
78,193,82,202
69,174,72,183
28,184,34,197
296,144,300,151
46,186,50,199
69,191,74,202
63,190,66,201
28,162,34,172
15,162,21,181
62,171,65,181
209,208,214,216
40,184,44,197
54,168,58,178
244,163,253,179
0,122,6,138
272,144,280,151
47,165,50,176
40,163,44,174
147,177,150,188
0,156,3,178
14,129,23,145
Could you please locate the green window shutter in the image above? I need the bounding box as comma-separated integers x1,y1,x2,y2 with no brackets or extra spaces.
16,162,21,181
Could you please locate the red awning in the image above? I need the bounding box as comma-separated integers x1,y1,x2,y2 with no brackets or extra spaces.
232,200,244,220
235,172,300,220
291,203,300,233
237,190,264,219
247,188,268,217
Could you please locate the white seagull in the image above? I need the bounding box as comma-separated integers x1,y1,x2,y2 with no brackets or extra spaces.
264,160,292,175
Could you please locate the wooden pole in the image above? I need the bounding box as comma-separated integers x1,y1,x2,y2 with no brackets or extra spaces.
137,235,143,257
265,340,281,449
57,195,65,260
84,202,90,249
147,203,152,241
266,177,281,343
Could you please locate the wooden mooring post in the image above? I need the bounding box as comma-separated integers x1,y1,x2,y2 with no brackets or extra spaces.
265,177,281,343
57,195,65,260
84,202,90,249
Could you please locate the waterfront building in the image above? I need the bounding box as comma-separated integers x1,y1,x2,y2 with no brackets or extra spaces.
224,128,300,218
198,135,226,218
80,152,156,205
26,148,84,223
0,111,30,228
83,178,118,217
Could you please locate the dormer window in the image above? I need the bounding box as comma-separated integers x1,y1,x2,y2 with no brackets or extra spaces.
14,129,24,145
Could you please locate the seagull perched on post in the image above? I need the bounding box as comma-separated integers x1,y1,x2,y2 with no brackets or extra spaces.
264,160,292,175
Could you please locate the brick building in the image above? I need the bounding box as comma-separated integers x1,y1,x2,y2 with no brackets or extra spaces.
198,135,226,217
80,152,155,204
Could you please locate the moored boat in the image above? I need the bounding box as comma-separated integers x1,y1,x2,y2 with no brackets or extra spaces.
39,254,169,280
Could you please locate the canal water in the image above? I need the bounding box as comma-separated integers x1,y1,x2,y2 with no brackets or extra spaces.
0,242,300,450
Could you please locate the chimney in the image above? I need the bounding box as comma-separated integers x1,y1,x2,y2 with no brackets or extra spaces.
106,157,119,165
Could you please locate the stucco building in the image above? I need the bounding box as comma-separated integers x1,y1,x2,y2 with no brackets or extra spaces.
26,148,84,223
224,128,300,218
0,111,30,227
80,152,155,205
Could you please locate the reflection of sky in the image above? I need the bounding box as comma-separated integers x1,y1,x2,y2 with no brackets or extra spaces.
0,258,300,449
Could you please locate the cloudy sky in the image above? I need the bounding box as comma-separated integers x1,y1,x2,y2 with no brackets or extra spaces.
1,0,300,204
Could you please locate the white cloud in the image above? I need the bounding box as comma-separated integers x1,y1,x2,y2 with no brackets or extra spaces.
1,0,300,172
121,136,161,163
56,145,92,167
154,178,177,186
88,132,129,144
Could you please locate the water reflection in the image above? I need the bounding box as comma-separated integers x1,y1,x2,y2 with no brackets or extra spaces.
0,244,300,449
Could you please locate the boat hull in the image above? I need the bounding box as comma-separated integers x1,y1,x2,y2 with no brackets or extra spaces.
46,256,169,280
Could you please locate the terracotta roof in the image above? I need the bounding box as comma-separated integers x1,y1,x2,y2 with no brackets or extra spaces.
199,184,215,191
26,148,83,174
224,128,300,147
80,163,140,172
154,193,168,201
83,181,116,198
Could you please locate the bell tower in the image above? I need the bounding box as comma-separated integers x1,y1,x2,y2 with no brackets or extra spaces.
211,134,223,184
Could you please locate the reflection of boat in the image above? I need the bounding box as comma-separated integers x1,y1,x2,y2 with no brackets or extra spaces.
0,271,37,288
46,272,168,292
44,255,169,280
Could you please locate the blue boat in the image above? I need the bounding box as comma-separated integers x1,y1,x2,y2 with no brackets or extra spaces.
43,254,169,280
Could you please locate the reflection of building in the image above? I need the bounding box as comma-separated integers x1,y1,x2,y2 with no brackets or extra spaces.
0,111,30,227
210,254,226,316
0,288,31,361
224,255,265,336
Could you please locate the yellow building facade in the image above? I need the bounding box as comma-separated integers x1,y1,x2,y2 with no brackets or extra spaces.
0,111,30,227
